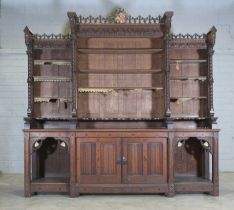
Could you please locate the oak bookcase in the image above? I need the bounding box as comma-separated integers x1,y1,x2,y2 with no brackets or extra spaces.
23,9,219,197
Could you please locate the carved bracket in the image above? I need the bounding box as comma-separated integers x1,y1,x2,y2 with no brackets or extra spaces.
175,137,213,153
30,137,70,153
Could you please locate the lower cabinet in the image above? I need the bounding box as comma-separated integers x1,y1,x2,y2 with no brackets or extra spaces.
76,137,167,185
23,130,219,197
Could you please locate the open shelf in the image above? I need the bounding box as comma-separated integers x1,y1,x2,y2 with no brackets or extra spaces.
171,116,208,120
170,76,207,81
78,48,163,54
78,117,164,121
32,177,69,184
31,177,69,193
169,59,207,64
78,87,164,91
78,69,163,74
35,117,75,121
34,60,72,65
34,97,72,103
174,175,211,183
170,96,207,101
33,76,71,82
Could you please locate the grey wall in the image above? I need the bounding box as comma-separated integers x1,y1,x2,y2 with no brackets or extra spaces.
0,0,234,173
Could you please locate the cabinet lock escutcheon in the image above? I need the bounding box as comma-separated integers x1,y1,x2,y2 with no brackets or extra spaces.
116,156,128,165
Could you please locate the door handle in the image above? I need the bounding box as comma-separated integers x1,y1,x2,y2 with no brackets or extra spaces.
122,156,128,165
116,156,128,165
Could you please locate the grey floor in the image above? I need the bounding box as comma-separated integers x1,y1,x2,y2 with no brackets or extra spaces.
0,173,234,210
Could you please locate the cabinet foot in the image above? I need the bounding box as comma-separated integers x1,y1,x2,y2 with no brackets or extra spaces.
165,184,175,197
165,192,175,197
210,183,219,196
24,190,32,197
69,193,79,198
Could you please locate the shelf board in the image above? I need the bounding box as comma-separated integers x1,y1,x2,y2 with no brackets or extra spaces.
169,59,207,64
77,117,164,121
34,117,75,121
174,175,213,193
32,177,69,184
34,60,72,65
78,69,163,74
31,177,69,192
171,116,208,120
174,175,211,183
170,96,207,102
78,48,163,54
78,87,164,91
33,76,71,82
34,97,72,103
170,76,207,81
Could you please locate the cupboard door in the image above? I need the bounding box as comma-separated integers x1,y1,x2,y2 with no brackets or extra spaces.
122,138,167,184
76,138,121,184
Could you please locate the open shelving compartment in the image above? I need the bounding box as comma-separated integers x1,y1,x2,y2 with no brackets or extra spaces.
168,31,217,193
173,136,213,193
169,36,210,129
30,137,70,193
33,49,72,119
76,36,166,128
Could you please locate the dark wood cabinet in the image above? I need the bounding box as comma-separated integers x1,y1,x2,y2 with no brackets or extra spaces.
23,9,219,197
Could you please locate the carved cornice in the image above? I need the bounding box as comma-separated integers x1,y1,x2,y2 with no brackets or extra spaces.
77,15,162,24
33,33,71,39
169,33,207,49
170,33,207,39
33,39,71,49
28,33,72,49
76,27,163,37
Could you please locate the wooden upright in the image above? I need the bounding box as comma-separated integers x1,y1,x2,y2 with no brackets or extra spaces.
23,9,219,197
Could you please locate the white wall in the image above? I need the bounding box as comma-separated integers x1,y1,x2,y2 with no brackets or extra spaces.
0,0,234,173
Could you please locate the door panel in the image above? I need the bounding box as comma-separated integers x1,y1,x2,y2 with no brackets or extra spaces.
122,138,167,184
76,138,121,184
127,143,143,176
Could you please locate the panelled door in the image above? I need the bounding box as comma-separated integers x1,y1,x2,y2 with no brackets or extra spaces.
76,137,167,184
76,138,122,184
122,138,167,184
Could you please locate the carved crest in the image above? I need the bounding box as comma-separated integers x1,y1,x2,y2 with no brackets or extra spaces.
110,8,128,24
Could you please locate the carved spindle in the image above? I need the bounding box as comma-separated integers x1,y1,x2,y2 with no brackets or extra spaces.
162,11,173,124
206,26,217,126
24,26,34,117
68,12,78,117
